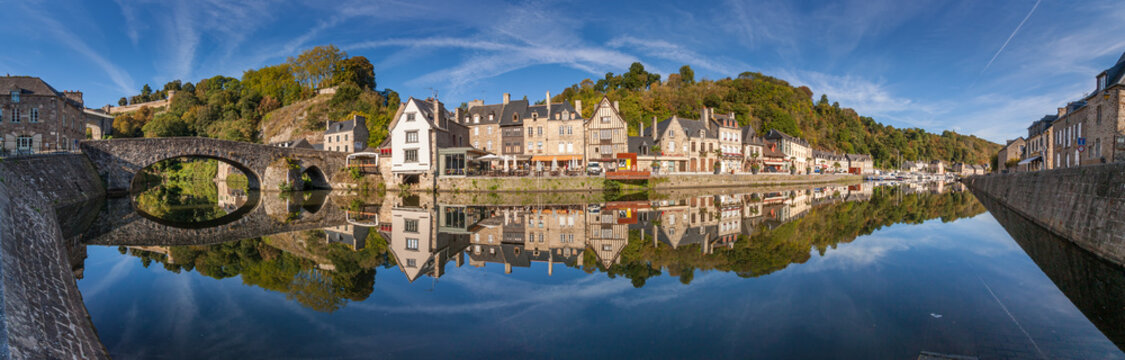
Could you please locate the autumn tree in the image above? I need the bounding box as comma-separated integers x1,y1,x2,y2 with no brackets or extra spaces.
679,65,695,84
332,56,376,90
288,45,346,89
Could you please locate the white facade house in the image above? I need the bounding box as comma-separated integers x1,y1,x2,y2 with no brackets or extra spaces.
387,97,469,187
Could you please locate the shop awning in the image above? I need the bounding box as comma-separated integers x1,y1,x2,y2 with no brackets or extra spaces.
1017,156,1041,165
530,155,583,162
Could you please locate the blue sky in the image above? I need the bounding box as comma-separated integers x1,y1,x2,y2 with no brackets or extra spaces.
2,0,1123,142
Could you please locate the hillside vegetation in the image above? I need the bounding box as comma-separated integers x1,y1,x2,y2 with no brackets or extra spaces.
111,45,996,168
111,45,399,149
553,64,999,168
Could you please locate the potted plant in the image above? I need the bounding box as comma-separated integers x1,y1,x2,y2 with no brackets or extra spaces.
750,162,761,174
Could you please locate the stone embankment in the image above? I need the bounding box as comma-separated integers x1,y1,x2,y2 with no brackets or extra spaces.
0,154,109,358
964,163,1125,266
435,173,860,193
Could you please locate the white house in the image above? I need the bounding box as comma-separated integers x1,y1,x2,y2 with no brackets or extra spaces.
387,97,469,188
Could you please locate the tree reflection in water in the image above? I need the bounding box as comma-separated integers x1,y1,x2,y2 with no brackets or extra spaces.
118,182,984,312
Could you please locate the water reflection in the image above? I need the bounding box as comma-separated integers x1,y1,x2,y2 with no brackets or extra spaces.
89,180,988,309
978,194,1125,353
70,180,1125,359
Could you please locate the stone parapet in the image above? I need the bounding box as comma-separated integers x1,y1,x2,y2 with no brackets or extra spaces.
0,154,108,359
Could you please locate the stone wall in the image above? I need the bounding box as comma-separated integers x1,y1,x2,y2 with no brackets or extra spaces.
0,154,108,358
435,173,860,193
964,163,1125,266
652,173,860,189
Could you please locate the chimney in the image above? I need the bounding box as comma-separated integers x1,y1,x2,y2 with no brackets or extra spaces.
651,116,658,141
729,112,735,127
63,90,84,105
574,100,582,115
433,98,442,127
546,91,552,117
326,120,330,130
639,122,644,138
503,93,510,105
1057,107,1067,117
613,100,620,111
454,107,462,124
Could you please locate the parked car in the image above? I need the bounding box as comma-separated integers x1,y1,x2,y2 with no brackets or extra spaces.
586,162,603,175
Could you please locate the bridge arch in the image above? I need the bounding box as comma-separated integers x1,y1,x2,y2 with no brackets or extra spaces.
80,137,347,195
131,155,262,192
300,165,330,190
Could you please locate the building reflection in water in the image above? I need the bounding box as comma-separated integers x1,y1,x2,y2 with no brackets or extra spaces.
366,182,894,279
105,179,982,312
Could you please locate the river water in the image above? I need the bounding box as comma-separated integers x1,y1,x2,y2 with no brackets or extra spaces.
64,180,1125,359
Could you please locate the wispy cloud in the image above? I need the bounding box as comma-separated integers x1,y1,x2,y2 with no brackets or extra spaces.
21,6,135,95
113,0,143,46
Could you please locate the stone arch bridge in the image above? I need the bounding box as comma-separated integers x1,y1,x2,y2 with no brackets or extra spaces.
80,137,347,194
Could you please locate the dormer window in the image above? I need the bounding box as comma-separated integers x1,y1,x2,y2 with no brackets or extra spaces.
10,91,18,103
488,114,494,121
1098,74,1107,91
474,114,480,123
532,112,538,120
513,114,519,123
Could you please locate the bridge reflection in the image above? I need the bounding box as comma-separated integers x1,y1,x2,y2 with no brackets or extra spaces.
89,180,993,312
81,190,345,246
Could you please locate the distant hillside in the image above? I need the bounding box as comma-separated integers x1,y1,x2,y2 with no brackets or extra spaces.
553,64,1000,168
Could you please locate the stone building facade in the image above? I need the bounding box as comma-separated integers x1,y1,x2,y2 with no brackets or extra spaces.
1044,52,1125,170
996,137,1025,172
1,76,87,154
1023,115,1055,171
764,129,812,174
323,114,369,153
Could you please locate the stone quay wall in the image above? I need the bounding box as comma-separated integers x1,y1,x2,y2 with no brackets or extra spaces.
0,154,108,359
964,163,1125,266
435,173,860,193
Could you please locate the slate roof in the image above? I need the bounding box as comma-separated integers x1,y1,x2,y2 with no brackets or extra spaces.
465,98,583,127
641,115,717,140
1102,51,1125,87
740,126,757,143
272,138,314,149
409,98,455,129
845,153,872,162
464,103,505,125
764,129,809,146
627,136,654,154
814,150,846,161
1,76,62,97
325,116,364,135
499,99,528,126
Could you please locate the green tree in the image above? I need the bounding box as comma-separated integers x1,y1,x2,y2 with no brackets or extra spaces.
143,112,192,137
242,64,303,106
288,45,346,89
332,56,376,90
678,65,695,84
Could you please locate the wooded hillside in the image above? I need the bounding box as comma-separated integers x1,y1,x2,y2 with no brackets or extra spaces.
552,64,999,168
